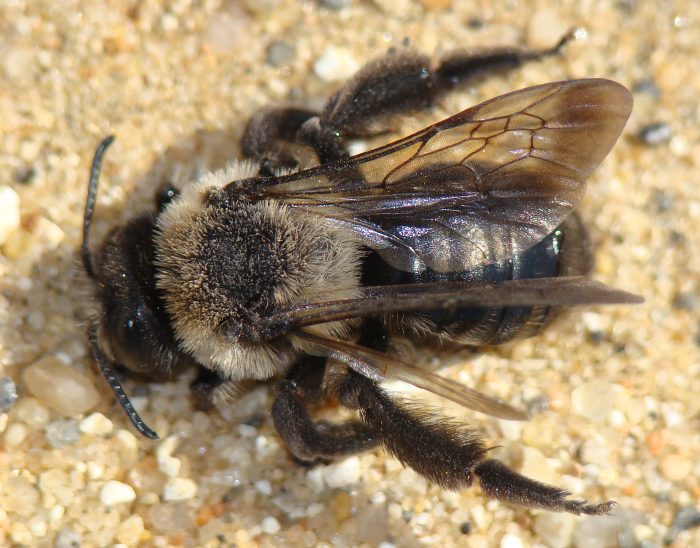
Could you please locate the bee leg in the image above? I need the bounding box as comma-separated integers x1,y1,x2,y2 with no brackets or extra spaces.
189,368,255,410
296,32,574,164
339,370,614,515
241,107,321,171
271,357,378,461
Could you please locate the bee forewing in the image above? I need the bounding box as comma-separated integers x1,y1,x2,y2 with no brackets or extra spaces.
292,330,528,421
260,79,633,274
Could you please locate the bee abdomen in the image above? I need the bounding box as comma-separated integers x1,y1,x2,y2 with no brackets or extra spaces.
363,214,591,345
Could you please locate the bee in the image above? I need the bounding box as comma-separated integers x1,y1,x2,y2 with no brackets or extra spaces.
81,40,639,515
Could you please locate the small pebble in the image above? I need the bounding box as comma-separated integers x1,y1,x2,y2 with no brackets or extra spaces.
116,514,145,546
323,456,362,487
534,512,576,547
45,419,81,448
573,514,626,548
22,356,100,416
357,504,389,544
54,529,82,548
314,46,360,82
266,40,295,67
0,185,21,246
100,480,137,505
666,506,700,543
79,412,113,436
255,479,272,495
163,477,198,501
526,9,569,49
500,532,524,548
660,454,692,481
14,397,49,427
331,491,353,521
4,423,28,446
571,380,616,421
261,516,280,534
638,122,672,146
156,435,182,476
0,376,18,410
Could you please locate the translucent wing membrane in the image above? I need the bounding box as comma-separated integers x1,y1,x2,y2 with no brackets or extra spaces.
291,330,529,421
252,79,632,273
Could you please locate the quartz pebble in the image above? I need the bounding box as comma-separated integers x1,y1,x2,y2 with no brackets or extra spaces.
0,376,18,410
534,512,576,547
99,480,136,505
163,477,198,501
4,423,28,446
261,516,281,534
45,419,81,448
314,46,360,81
571,380,616,421
22,356,100,416
116,514,145,545
323,456,362,487
660,453,692,481
526,9,569,49
0,185,20,245
500,532,524,548
14,397,49,427
79,412,113,435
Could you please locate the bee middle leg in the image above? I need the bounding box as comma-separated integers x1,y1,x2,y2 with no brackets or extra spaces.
271,357,378,462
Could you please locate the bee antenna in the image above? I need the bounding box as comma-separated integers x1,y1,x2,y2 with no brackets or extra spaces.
82,135,115,280
88,323,160,440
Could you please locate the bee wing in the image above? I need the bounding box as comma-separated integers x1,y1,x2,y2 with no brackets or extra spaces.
272,277,643,328
291,330,529,421
254,79,632,273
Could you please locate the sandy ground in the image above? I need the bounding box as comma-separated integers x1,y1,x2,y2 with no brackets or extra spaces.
1,0,699,546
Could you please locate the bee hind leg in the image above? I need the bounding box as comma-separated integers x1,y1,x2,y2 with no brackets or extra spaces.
339,370,614,515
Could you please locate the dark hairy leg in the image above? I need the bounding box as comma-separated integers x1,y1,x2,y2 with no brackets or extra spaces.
271,357,378,461
242,33,573,167
337,370,614,515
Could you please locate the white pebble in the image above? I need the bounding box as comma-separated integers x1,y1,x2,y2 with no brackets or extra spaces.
314,46,360,81
100,480,136,505
323,456,361,488
162,477,197,501
306,466,324,493
500,533,524,548
571,380,616,421
156,435,181,477
526,9,569,50
261,516,280,534
86,461,105,480
115,429,139,453
116,514,145,546
79,412,113,436
4,423,28,446
534,512,576,547
255,479,272,495
27,516,47,537
22,356,100,416
0,185,20,246
307,502,323,517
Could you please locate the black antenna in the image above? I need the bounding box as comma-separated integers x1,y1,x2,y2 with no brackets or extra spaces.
88,324,159,440
82,135,115,280
83,136,159,440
